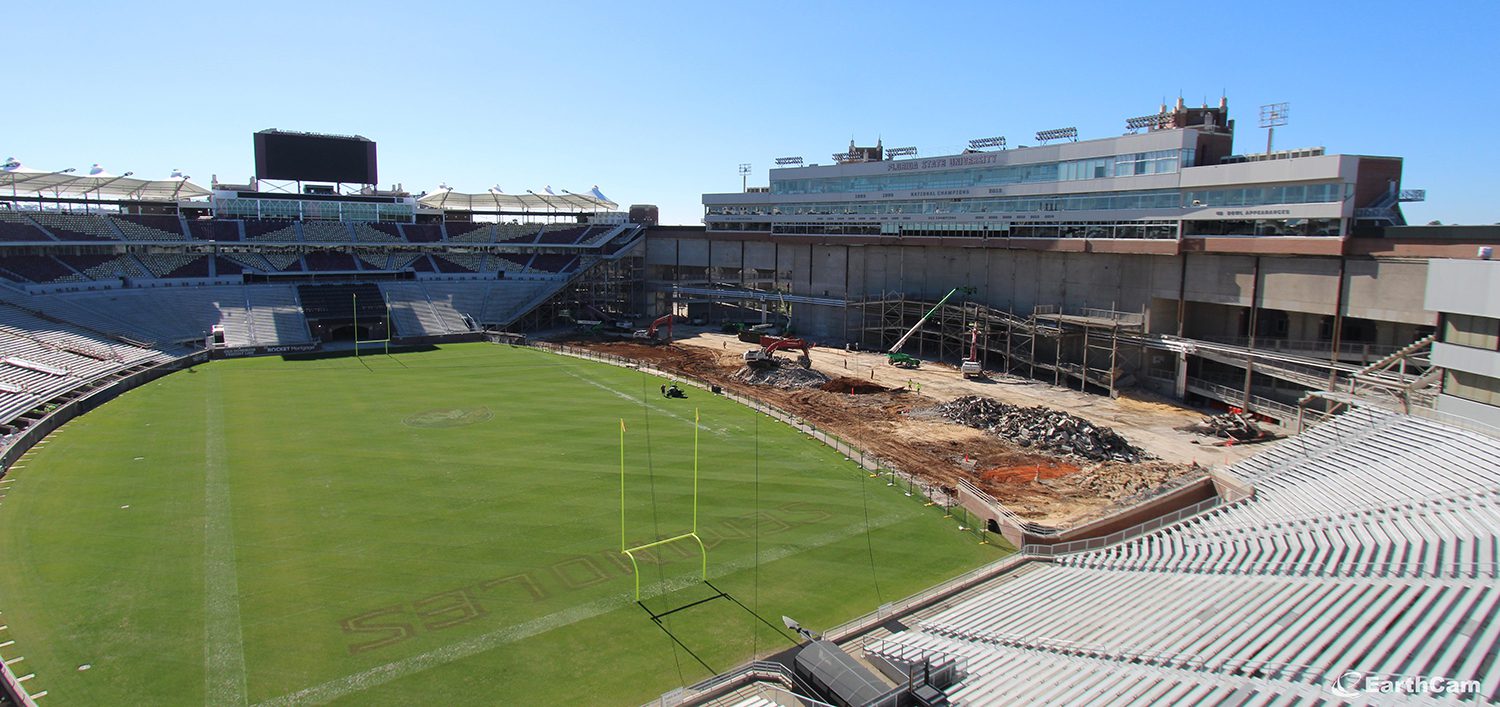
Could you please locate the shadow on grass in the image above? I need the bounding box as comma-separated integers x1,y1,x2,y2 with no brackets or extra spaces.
637,580,801,674
281,344,440,362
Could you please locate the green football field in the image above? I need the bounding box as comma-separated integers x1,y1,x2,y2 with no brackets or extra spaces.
0,343,1007,705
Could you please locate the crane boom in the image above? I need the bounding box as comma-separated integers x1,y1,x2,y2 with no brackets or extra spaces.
888,288,959,354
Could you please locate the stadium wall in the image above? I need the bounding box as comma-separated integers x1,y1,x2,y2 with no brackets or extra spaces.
1017,476,1218,549
646,229,1439,346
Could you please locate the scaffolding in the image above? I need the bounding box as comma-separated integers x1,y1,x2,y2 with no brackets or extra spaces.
509,243,646,332
851,293,1146,397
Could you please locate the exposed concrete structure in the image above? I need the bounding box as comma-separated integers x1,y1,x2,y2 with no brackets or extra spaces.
1426,257,1500,427
646,227,1500,425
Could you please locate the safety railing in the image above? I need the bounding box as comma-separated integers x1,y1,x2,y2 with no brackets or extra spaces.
649,660,828,707
1079,308,1145,326
956,478,1057,536
1409,405,1500,442
821,553,1031,644
1022,495,1223,557
1198,334,1398,360
1,655,39,707
1184,376,1299,421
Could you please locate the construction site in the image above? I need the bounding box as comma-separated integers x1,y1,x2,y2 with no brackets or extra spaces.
561,324,1267,528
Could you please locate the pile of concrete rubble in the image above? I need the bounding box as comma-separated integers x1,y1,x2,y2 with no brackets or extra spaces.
731,364,830,389
938,395,1146,462
1187,412,1273,442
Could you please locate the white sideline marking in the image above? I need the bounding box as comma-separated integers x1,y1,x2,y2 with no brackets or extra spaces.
0,640,13,647
255,515,906,706
558,367,720,436
29,690,46,699
4,656,23,665
15,673,32,682
203,387,249,706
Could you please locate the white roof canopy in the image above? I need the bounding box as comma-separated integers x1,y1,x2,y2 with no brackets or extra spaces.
1,161,211,201
418,186,616,212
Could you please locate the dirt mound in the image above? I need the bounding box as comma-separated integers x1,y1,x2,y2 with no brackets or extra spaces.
979,459,1080,484
820,377,889,394
731,364,831,389
1074,461,1188,501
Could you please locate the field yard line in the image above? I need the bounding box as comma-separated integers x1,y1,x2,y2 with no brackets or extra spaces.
558,366,721,435
204,380,250,706
254,515,907,706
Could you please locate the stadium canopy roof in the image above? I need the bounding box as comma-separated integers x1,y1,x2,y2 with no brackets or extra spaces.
1,161,211,201
418,186,616,213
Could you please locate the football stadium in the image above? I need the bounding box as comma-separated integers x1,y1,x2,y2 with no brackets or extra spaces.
1,96,1498,707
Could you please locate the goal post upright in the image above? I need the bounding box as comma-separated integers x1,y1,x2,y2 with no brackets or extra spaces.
352,292,394,358
620,417,627,554
619,407,708,601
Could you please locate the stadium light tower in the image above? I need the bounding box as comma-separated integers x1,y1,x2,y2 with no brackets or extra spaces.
967,136,1006,151
1124,114,1163,132
885,146,918,159
738,163,752,192
774,156,804,167
1035,127,1078,144
1260,102,1289,156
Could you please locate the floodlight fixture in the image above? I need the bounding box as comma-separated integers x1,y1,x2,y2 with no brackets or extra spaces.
832,152,860,164
782,615,818,640
1259,102,1289,129
738,163,752,192
967,136,1006,150
774,156,804,166
1035,127,1079,143
1259,102,1288,154
1125,114,1164,131
885,146,918,158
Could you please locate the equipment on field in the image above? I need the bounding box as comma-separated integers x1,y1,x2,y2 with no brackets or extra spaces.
632,313,678,343
886,287,966,368
662,383,687,398
743,336,812,368
961,323,983,378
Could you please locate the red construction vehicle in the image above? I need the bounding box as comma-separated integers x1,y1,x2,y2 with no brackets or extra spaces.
742,335,812,368
961,323,983,378
632,314,678,343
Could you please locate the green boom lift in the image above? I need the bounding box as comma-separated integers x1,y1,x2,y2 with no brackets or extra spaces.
887,287,969,368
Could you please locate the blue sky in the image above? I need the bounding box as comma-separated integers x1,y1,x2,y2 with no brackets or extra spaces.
6,0,1497,225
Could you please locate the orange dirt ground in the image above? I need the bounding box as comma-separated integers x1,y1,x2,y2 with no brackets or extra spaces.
566,338,1200,526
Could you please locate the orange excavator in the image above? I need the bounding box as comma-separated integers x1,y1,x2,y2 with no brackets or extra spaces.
742,335,812,368
632,314,678,343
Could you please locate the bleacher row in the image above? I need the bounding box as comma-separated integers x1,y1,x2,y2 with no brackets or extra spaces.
0,251,577,284
0,212,623,245
0,279,555,347
869,406,1500,704
0,273,569,430
0,302,173,424
379,280,554,336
